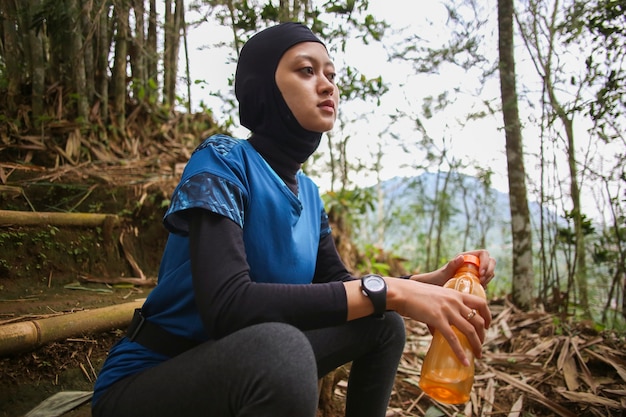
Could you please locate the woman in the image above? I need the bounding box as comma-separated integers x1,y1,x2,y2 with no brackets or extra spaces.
92,22,495,417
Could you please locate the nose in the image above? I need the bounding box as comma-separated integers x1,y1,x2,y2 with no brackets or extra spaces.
319,77,335,96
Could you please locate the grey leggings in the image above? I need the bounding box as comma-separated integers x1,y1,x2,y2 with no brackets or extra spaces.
92,312,406,417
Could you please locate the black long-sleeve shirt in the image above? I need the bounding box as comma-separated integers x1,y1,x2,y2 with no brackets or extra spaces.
189,209,354,339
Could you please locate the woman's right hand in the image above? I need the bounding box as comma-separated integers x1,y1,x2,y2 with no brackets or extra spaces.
387,278,491,365
344,274,491,365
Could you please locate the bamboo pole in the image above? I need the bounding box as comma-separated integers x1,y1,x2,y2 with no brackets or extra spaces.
0,210,120,227
0,300,143,356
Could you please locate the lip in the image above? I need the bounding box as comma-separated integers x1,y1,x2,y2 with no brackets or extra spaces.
318,99,336,113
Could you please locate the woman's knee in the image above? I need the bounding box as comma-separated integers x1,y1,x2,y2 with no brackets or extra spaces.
252,322,313,353
246,322,317,378
239,323,319,414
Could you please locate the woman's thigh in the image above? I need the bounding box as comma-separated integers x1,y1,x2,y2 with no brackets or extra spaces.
93,322,319,417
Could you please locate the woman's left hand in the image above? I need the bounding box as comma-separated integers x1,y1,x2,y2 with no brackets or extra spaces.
411,249,496,288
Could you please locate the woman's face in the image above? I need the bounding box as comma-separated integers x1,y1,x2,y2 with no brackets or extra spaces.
275,42,339,133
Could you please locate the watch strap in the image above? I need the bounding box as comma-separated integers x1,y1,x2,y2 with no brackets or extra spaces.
361,274,387,316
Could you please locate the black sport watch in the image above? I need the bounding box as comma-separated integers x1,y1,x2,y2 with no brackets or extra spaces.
360,274,387,317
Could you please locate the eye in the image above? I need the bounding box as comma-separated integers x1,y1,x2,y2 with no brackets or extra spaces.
326,72,337,83
300,67,315,76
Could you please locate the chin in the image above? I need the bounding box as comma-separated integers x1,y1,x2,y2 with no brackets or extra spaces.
311,126,334,134
308,121,336,133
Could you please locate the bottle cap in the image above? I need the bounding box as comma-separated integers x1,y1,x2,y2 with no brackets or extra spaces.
462,254,480,267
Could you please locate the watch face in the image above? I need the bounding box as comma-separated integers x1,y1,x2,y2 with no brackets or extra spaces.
364,276,385,291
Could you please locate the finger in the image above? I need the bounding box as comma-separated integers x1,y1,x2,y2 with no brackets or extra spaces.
471,301,492,330
483,257,496,284
457,250,494,283
476,251,492,278
437,303,485,363
458,309,485,356
460,296,491,347
467,314,487,350
481,301,492,328
438,325,470,366
446,255,465,275
464,293,492,328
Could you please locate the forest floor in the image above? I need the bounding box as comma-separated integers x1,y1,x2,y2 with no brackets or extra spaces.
1,162,625,417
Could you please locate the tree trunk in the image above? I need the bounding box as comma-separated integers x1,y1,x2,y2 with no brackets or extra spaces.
278,0,292,21
112,0,130,130
163,0,183,107
2,0,22,117
69,0,90,121
172,0,184,103
131,0,147,100
424,172,440,271
95,0,110,124
147,0,158,87
163,0,173,105
182,10,191,113
498,0,534,310
460,181,471,251
375,146,385,248
425,159,450,271
538,8,591,319
623,272,626,320
81,0,96,104
434,169,452,264
25,0,46,127
562,112,590,319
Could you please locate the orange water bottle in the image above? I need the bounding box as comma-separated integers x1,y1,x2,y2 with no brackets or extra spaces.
418,254,486,404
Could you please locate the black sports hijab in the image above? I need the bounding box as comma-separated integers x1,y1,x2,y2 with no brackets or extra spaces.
235,22,327,190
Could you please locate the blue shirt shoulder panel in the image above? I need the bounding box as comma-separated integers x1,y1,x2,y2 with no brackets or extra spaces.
164,135,250,233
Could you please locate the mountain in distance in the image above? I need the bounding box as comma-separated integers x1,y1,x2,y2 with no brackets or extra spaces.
356,172,561,273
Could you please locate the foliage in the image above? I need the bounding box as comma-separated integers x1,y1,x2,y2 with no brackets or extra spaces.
561,0,626,142
513,0,626,321
356,244,392,276
323,186,375,232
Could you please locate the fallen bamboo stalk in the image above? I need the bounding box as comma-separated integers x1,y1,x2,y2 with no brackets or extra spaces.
0,209,120,227
0,300,143,356
0,185,23,198
78,274,157,287
120,231,147,280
